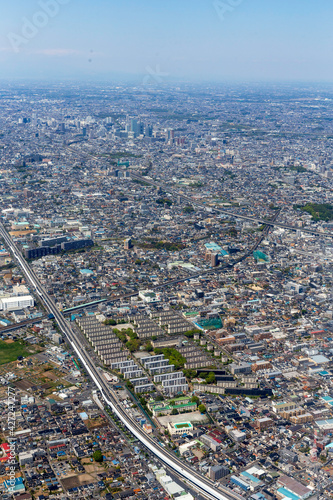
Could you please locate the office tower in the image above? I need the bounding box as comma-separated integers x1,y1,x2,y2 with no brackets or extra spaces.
131,119,138,137
124,238,133,250
211,253,219,267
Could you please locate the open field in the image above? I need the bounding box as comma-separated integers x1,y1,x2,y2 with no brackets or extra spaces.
15,379,35,390
86,416,108,430
0,354,71,396
84,463,105,474
62,473,95,490
43,370,59,380
0,340,31,365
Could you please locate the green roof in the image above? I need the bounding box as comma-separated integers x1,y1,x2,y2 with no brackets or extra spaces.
152,402,196,411
168,396,190,403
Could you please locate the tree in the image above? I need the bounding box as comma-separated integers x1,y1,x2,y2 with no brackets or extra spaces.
126,339,141,352
184,329,201,338
171,408,178,415
191,396,200,404
198,404,206,414
156,198,172,207
125,328,137,339
104,318,116,325
206,372,216,384
145,341,153,352
93,450,103,462
153,348,186,370
184,369,197,380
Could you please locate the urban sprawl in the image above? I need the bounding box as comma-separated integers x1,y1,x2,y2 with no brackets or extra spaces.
0,82,332,500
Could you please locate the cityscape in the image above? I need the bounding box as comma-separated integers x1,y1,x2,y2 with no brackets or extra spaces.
0,2,333,500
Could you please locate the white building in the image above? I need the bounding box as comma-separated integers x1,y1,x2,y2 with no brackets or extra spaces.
0,295,34,311
160,476,184,497
18,451,34,466
12,285,29,296
168,421,193,436
139,289,161,303
156,471,194,500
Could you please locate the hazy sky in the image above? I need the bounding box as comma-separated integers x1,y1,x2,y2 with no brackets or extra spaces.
0,0,332,82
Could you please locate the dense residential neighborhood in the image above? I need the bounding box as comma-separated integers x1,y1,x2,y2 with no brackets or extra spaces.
0,81,332,499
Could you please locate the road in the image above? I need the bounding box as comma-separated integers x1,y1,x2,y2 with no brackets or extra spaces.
63,210,275,315
0,221,243,500
64,144,331,239
0,316,47,334
129,172,332,239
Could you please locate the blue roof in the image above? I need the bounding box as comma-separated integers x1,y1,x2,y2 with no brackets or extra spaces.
0,319,11,325
80,269,94,274
241,471,260,483
277,487,300,500
4,477,24,490
204,242,223,252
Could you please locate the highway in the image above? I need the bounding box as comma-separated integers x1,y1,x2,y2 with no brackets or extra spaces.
0,222,243,500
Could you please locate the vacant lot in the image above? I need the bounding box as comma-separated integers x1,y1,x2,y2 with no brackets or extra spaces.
62,473,96,490
43,370,59,380
0,340,31,365
14,379,35,391
86,417,107,430
84,463,104,473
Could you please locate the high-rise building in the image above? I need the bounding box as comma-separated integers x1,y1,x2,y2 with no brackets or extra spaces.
23,188,32,198
211,253,219,267
167,128,175,140
131,119,138,136
124,238,133,250
209,465,229,481
53,333,63,345
144,124,153,137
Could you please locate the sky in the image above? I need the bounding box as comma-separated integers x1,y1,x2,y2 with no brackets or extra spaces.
0,0,332,83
